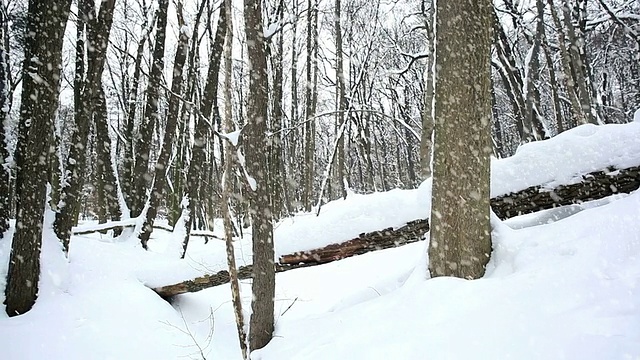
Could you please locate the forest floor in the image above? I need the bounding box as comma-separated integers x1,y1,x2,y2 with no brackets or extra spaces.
1,120,640,359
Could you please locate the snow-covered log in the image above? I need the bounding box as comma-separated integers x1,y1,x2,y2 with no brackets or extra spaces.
153,219,430,298
491,165,640,219
151,164,640,298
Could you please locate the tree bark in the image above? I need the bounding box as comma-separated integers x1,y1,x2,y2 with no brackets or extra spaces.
121,7,154,210
222,0,247,355
6,0,71,316
138,6,190,248
333,0,347,199
244,0,275,351
130,0,169,218
94,84,122,233
303,0,317,211
182,2,227,256
419,3,434,180
429,0,493,279
54,0,117,251
0,6,10,237
269,0,286,219
546,0,586,128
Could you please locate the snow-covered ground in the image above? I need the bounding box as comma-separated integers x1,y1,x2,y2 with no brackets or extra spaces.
1,121,640,359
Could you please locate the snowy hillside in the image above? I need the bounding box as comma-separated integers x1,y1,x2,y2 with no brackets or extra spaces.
0,121,639,359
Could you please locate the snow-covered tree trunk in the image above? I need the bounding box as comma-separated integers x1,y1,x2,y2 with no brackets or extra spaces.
333,0,347,199
130,0,168,218
222,1,247,355
0,6,10,237
303,0,317,212
546,0,587,128
419,2,434,180
121,7,153,210
94,84,121,230
560,0,596,125
54,0,117,251
269,0,286,220
182,1,227,255
428,0,493,279
139,6,189,248
244,0,276,351
6,0,71,316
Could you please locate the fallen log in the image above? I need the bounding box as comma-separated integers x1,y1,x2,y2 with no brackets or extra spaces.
491,165,640,219
73,220,227,240
279,218,430,265
153,164,640,298
154,219,430,298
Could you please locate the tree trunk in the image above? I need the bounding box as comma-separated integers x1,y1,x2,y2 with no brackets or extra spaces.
428,0,493,279
334,0,347,199
6,0,71,316
94,84,122,231
269,0,285,220
138,6,189,248
419,3,434,180
222,0,247,355
244,0,275,350
546,0,586,128
130,0,169,218
0,7,10,237
303,0,317,211
182,2,227,256
121,7,154,210
54,0,117,251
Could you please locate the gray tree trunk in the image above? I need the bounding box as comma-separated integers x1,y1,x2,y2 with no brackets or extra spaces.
130,0,168,218
182,2,227,256
121,8,153,209
0,6,10,237
419,3,434,180
244,0,275,351
54,0,117,251
334,0,347,198
222,1,247,356
139,7,189,248
428,0,493,280
6,0,71,316
303,0,317,211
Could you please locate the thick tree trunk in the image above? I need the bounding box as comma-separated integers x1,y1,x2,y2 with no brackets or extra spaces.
429,0,493,279
244,0,275,351
6,0,71,316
